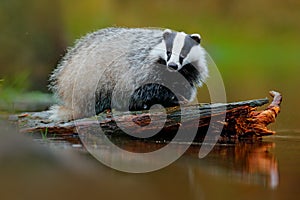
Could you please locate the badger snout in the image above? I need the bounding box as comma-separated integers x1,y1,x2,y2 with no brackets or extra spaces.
167,62,179,71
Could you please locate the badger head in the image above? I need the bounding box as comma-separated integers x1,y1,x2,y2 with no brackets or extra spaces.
151,29,208,86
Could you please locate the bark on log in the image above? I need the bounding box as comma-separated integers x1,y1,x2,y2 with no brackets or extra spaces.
14,91,282,144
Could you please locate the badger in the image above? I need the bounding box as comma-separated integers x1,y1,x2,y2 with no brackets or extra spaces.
49,27,208,121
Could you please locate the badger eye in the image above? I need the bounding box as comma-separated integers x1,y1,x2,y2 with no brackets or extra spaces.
166,51,171,60
179,55,184,65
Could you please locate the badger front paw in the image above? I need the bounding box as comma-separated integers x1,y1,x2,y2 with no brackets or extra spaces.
177,95,189,104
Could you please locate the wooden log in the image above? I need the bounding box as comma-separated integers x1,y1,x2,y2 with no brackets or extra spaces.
14,91,282,144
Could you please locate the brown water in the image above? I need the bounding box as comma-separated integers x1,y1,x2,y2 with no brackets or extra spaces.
0,123,299,200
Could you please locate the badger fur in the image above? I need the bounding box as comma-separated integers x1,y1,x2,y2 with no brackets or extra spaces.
49,27,208,121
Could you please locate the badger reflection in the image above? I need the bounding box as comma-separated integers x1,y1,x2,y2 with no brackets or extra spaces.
67,123,279,189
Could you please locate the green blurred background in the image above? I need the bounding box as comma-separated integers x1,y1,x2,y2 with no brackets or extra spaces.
0,0,299,130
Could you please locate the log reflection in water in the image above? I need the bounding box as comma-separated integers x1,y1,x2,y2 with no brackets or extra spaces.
83,138,278,188
184,141,279,188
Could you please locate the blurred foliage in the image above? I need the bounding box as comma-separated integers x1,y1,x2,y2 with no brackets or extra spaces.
0,0,299,128
0,75,55,113
0,0,66,92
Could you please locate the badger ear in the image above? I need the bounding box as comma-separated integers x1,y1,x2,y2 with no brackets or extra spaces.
163,29,172,39
190,33,201,44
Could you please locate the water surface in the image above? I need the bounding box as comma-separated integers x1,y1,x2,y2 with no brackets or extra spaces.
1,128,298,200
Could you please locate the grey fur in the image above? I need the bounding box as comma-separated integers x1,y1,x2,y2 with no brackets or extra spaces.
49,27,208,121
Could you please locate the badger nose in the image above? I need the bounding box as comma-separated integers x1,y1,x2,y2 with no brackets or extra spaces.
167,62,178,70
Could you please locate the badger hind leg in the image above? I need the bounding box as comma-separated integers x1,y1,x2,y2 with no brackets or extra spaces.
49,105,74,122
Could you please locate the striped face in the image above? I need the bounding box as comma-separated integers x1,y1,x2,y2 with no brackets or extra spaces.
154,29,203,72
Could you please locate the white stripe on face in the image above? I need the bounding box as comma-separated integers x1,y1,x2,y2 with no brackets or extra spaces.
183,45,203,66
167,32,186,70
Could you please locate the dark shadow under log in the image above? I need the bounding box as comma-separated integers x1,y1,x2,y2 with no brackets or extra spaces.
13,91,282,144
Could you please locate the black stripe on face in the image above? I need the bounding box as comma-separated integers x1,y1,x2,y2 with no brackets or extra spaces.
179,63,200,87
179,35,198,64
163,32,176,61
